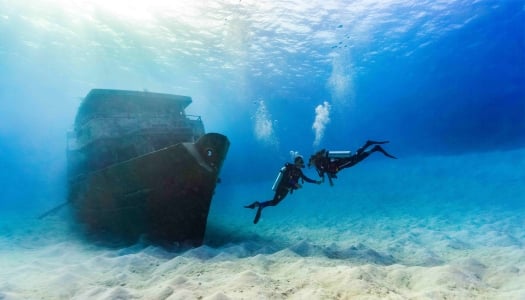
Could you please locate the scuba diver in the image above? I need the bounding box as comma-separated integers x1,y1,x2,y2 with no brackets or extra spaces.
308,140,397,186
244,155,322,224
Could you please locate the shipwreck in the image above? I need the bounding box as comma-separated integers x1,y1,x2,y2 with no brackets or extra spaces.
66,89,229,246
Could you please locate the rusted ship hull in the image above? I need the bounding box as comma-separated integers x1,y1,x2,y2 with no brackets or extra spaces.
68,133,229,246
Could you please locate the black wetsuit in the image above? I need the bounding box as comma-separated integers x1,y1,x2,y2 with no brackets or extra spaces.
265,163,318,207
245,162,319,224
310,140,396,186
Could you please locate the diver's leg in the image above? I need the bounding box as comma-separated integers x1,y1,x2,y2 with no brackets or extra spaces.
244,201,259,209
253,206,263,224
244,186,288,209
260,189,288,208
341,144,396,170
244,201,263,224
357,140,390,154
337,143,396,175
337,154,366,170
367,140,389,145
372,145,397,159
251,188,289,224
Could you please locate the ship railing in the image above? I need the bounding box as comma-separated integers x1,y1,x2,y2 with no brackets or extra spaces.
68,114,204,150
68,128,200,151
74,113,202,129
185,115,202,121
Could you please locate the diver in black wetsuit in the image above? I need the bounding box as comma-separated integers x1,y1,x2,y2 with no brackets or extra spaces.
308,140,397,186
244,155,322,224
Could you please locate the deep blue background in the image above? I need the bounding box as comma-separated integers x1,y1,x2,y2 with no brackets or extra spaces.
0,0,523,212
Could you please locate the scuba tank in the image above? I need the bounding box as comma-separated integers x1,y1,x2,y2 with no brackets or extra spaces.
271,166,287,191
327,150,352,158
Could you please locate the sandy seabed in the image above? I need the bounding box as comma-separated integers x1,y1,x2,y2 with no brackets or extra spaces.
1,150,524,299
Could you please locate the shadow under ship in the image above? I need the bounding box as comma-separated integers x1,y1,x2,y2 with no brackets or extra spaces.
67,89,229,246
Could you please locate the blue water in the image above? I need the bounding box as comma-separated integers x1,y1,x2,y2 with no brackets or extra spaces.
0,1,524,299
